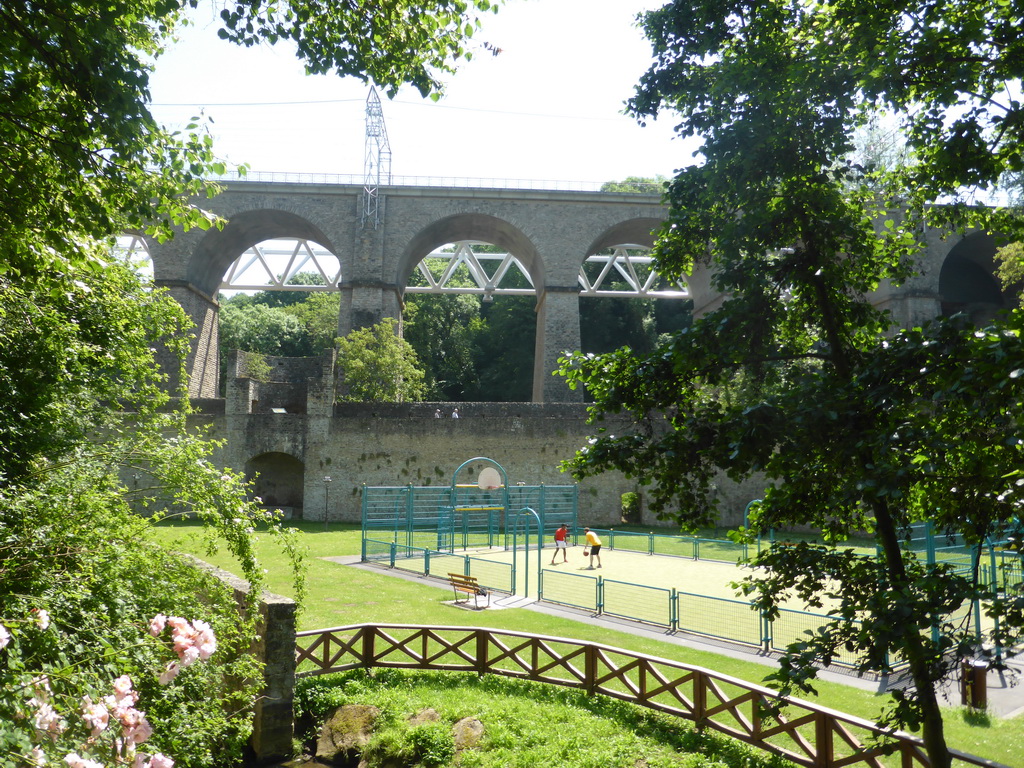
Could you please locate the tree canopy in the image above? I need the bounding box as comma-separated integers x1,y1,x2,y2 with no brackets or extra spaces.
335,318,426,402
599,176,669,194
1,1,495,765
559,2,1024,766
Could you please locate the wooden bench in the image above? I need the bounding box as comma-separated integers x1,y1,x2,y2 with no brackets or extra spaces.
447,573,490,608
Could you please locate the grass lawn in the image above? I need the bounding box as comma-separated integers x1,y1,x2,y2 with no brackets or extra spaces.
148,520,1022,767
295,668,792,768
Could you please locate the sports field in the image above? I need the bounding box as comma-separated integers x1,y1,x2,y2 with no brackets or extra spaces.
457,541,812,607
406,541,850,655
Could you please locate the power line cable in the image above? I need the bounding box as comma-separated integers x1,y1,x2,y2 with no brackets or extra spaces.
149,97,629,122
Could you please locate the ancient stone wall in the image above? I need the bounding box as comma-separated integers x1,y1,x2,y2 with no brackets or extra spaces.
191,399,760,529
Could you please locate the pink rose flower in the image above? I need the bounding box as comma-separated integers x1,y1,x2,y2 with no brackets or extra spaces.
112,676,133,697
192,621,216,660
64,753,102,768
81,699,109,736
32,701,66,737
179,645,200,668
148,614,167,637
118,709,153,745
0,623,10,649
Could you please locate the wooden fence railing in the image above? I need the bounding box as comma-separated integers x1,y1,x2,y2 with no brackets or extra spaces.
294,623,1006,768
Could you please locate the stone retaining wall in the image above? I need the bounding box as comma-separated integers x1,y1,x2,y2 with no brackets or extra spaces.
186,557,297,766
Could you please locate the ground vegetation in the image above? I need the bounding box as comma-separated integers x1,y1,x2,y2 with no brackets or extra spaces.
294,669,789,768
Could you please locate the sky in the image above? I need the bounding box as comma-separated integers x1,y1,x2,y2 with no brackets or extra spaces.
146,0,698,186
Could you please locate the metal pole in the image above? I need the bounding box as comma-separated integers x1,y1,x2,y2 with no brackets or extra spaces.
324,475,332,531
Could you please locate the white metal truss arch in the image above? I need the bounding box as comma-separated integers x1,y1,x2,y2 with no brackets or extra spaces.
579,245,689,298
406,241,535,299
406,241,688,300
221,239,342,292
112,235,154,281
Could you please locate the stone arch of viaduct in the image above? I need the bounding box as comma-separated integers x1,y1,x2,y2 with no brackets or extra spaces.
147,180,1016,403
149,181,672,402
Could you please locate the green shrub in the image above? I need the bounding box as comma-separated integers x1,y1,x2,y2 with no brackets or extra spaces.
408,722,456,767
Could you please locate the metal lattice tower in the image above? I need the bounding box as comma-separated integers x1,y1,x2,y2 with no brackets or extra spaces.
361,86,392,229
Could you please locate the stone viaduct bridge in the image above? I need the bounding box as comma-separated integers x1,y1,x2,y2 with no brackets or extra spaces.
150,179,672,403
150,178,1012,403
146,179,1014,523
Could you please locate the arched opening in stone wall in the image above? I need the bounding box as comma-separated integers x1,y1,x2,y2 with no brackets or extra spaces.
217,236,342,394
939,232,1017,325
404,239,538,402
398,214,545,403
175,208,341,398
578,222,693,399
245,451,305,518
578,243,692,362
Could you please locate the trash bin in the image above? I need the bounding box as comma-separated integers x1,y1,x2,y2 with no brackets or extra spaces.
959,659,988,709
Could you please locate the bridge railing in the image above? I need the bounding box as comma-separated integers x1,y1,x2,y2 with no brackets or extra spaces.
210,170,664,194
294,622,1004,768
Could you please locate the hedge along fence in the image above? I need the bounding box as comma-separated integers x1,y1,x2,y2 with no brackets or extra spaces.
293,623,1006,768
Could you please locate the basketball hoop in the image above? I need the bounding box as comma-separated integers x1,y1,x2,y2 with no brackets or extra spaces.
477,467,502,490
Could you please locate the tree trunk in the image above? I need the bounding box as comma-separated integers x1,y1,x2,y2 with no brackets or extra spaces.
873,500,952,768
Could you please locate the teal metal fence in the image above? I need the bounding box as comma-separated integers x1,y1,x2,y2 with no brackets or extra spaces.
362,531,1021,672
593,528,748,563
601,578,674,627
538,570,598,612
362,483,578,554
768,608,862,667
676,590,763,646
362,538,516,593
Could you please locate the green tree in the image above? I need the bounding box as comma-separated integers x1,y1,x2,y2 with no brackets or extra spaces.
404,293,484,400
2,1,492,764
0,258,305,768
218,283,341,383
559,2,1024,766
600,176,669,194
469,296,537,402
579,298,658,357
220,301,308,357
284,291,343,352
336,318,426,402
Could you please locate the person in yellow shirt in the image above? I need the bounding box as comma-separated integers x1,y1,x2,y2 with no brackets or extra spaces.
583,527,602,569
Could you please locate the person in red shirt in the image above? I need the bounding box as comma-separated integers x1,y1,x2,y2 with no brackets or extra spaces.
550,523,569,565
